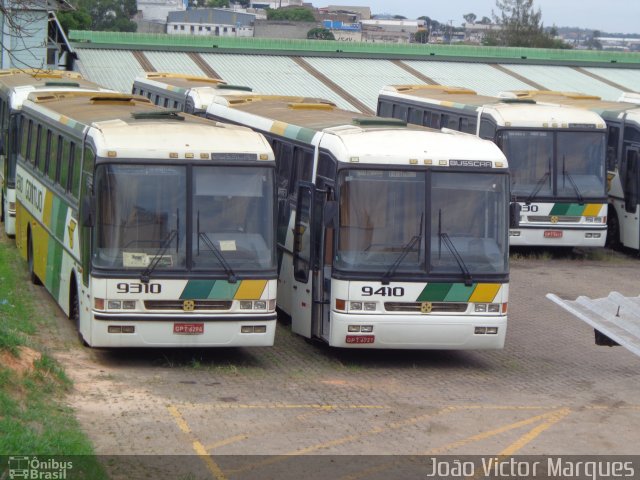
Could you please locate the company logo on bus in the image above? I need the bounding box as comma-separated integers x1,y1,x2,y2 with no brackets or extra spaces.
449,160,493,168
183,300,195,312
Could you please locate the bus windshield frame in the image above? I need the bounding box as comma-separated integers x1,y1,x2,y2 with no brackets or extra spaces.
92,162,276,275
496,128,607,202
334,167,509,280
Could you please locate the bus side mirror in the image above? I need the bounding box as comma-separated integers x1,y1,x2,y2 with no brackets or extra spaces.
81,195,94,227
509,202,521,228
323,200,338,228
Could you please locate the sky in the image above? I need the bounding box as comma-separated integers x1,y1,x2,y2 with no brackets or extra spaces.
358,0,640,35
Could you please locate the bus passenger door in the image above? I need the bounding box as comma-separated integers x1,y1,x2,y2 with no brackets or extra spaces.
621,147,640,249
291,183,316,337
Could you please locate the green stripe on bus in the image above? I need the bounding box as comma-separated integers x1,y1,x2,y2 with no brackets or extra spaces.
564,203,585,216
180,280,215,299
549,203,570,215
283,124,316,144
443,283,476,302
54,197,67,240
208,280,240,300
417,283,454,302
46,239,63,301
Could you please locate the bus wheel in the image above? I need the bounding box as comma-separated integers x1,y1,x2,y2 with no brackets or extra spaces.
27,231,42,285
69,282,88,346
606,212,621,250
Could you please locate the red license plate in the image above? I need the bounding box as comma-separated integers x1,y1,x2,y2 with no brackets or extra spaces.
345,335,375,344
173,323,204,335
544,230,563,238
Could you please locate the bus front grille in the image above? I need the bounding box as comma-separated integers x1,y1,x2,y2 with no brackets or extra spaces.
527,215,581,223
144,300,233,311
384,302,468,313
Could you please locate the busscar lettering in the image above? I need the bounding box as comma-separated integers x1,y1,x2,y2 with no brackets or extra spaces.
449,160,493,168
24,177,44,213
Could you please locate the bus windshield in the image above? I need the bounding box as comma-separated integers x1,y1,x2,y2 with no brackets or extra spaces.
93,164,275,272
498,129,606,200
335,169,508,276
192,166,275,271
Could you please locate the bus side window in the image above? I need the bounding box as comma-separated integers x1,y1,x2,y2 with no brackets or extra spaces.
607,125,619,171
20,117,30,161
317,152,336,181
460,116,477,134
392,104,408,122
291,147,313,201
479,119,496,140
71,143,82,199
36,125,46,173
164,98,169,108
60,139,71,192
429,112,441,129
623,149,639,214
378,100,392,117
47,131,58,182
408,108,423,125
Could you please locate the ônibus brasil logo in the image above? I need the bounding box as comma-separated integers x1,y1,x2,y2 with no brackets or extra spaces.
7,456,72,479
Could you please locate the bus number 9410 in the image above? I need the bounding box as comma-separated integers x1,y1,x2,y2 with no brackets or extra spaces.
362,286,404,297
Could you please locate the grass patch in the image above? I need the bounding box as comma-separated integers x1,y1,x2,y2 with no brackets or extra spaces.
0,240,107,478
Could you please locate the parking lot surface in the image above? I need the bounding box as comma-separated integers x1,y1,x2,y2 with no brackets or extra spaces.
33,251,640,478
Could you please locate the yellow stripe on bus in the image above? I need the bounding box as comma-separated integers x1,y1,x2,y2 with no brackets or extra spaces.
583,203,603,217
233,280,268,300
469,283,501,303
270,121,288,136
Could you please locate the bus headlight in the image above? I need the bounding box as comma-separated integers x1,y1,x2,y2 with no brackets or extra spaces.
363,302,376,311
108,300,122,310
475,303,500,313
585,216,603,223
350,301,362,311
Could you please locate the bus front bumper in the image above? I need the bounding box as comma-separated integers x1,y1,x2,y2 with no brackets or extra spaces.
329,312,507,349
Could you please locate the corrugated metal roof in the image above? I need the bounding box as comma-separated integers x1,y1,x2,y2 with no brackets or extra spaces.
501,64,624,100
401,60,535,96
302,57,422,111
547,292,640,357
75,49,145,93
167,9,255,26
584,67,640,94
197,54,358,111
143,51,206,77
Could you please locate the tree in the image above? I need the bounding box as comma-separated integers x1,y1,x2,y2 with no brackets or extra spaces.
73,0,138,32
490,0,568,48
205,0,230,7
57,10,92,34
479,16,492,24
414,29,429,43
463,13,477,25
266,7,315,22
307,28,335,40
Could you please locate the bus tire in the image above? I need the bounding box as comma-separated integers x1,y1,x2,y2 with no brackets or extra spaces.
27,230,42,285
606,211,621,250
69,279,88,346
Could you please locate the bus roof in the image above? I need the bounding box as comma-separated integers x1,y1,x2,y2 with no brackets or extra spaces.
208,94,507,167
380,85,606,129
499,90,640,119
0,69,83,91
23,91,274,161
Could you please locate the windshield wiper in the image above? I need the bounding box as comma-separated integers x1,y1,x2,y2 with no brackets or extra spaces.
562,156,584,204
381,214,423,285
140,229,178,283
440,233,473,286
525,170,551,204
437,209,473,286
198,232,237,283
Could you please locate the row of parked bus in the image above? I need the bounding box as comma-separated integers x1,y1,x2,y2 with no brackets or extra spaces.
0,69,636,350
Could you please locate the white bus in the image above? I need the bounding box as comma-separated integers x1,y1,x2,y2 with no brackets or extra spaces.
132,72,252,116
15,91,277,347
200,94,514,349
0,69,110,237
378,85,609,248
500,90,640,252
